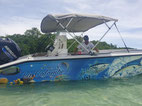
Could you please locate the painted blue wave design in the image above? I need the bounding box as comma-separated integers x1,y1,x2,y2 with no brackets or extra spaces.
0,55,142,84
111,57,142,78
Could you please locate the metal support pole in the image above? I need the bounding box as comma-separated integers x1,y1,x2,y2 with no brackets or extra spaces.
65,18,73,28
91,21,116,51
114,23,129,53
103,20,111,29
67,32,84,50
52,16,90,53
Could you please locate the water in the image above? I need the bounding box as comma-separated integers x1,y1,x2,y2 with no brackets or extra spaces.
1,75,142,106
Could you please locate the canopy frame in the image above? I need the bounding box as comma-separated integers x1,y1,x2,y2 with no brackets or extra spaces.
91,21,116,51
41,14,118,33
52,16,90,53
51,15,119,55
41,14,129,55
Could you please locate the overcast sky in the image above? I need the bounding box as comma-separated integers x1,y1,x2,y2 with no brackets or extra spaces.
0,0,142,48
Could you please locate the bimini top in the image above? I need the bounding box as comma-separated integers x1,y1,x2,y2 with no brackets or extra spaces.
41,14,118,33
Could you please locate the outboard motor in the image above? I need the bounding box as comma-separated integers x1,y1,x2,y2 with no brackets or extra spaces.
0,37,21,65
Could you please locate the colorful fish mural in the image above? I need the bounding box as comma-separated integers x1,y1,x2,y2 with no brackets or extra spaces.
1,55,142,84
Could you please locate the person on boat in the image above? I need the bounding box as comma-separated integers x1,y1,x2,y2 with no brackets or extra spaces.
76,35,99,54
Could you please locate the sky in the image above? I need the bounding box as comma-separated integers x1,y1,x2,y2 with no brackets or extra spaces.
0,0,142,48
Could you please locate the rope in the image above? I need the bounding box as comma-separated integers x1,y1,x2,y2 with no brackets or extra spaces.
35,34,52,53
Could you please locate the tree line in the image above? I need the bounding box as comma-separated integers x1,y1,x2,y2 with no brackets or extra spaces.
0,28,118,56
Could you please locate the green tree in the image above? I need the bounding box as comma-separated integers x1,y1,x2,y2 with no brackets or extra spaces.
1,27,121,56
6,28,55,56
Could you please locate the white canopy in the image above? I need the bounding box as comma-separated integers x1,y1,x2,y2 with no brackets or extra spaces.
41,14,118,33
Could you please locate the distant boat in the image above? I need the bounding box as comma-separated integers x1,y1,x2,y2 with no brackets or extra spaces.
1,13,142,84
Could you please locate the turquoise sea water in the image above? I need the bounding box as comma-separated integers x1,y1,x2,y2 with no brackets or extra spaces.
1,75,142,106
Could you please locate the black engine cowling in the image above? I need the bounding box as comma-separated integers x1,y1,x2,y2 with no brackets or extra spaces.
0,38,21,65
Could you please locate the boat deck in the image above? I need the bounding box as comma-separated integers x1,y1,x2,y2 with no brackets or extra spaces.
1,49,142,69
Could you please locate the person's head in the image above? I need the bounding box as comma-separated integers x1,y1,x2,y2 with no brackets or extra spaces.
83,35,89,42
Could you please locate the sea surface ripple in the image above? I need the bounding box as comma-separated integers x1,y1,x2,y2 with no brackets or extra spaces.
1,75,142,106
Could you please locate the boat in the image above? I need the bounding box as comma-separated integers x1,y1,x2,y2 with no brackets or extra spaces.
0,14,142,84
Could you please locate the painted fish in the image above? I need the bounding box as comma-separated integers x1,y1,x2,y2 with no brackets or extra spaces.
112,65,142,78
55,75,69,81
108,56,142,76
81,63,109,77
89,63,109,74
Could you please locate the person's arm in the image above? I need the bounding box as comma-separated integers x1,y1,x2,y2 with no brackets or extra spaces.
74,48,78,54
90,42,99,53
94,48,99,53
74,44,83,55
